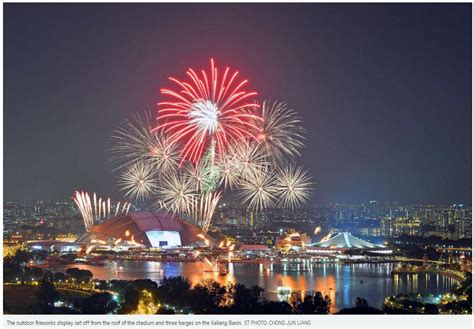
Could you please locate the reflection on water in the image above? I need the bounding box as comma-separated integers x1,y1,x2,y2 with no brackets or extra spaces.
52,261,457,310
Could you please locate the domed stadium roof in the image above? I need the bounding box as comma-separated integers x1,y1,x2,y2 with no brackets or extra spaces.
81,211,208,248
310,232,384,249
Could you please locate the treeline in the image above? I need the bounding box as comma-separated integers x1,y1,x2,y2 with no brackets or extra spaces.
117,276,333,314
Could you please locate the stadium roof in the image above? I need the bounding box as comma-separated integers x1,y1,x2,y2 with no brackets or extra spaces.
309,232,384,249
84,211,207,247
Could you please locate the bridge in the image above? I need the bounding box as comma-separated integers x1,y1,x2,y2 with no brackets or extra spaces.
396,257,448,265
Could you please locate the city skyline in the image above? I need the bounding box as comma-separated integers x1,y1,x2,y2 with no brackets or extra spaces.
4,3,471,204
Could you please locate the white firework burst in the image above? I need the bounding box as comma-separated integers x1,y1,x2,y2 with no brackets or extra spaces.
229,141,268,179
184,161,213,193
118,162,158,201
216,152,240,190
275,166,313,208
237,168,278,211
188,100,219,135
110,111,180,173
156,173,197,215
148,132,181,173
257,100,306,164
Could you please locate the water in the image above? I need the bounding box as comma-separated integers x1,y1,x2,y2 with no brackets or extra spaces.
51,261,457,310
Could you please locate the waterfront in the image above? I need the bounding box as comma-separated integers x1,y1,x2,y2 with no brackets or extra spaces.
50,261,457,310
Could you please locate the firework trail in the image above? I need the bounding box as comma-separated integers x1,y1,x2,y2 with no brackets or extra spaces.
314,226,322,235
189,191,222,232
320,232,333,242
72,191,131,231
154,59,262,164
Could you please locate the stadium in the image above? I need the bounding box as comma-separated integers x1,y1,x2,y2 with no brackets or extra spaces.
77,211,210,249
307,232,392,255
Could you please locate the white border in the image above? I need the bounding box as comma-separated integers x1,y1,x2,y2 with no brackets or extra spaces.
1,1,473,328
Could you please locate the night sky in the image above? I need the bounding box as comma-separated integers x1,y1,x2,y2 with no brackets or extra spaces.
4,4,472,204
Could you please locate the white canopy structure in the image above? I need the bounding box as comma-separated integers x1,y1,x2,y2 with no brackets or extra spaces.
309,232,384,249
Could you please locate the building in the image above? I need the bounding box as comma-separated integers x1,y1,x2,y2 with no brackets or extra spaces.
309,232,384,249
275,232,311,251
26,240,81,253
306,232,392,256
394,217,422,236
77,211,210,248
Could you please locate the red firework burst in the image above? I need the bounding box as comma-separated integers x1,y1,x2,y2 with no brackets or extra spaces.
154,59,261,164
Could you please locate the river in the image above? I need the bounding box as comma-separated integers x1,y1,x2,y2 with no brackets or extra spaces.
50,261,457,311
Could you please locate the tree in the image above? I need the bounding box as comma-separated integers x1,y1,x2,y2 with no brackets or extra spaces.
157,276,192,308
423,304,439,314
30,267,44,281
80,293,118,314
36,278,58,313
355,297,369,309
288,291,302,312
54,272,66,282
109,280,130,296
120,287,140,314
132,279,158,291
337,297,384,314
299,295,315,314
13,250,33,264
312,292,331,314
189,279,226,313
95,280,109,291
441,300,471,314
259,301,293,314
66,268,93,285
156,307,175,314
230,284,264,314
3,261,23,282
42,271,54,280
293,291,331,314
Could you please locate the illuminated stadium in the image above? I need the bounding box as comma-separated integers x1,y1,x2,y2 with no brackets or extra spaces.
307,232,391,254
310,232,383,249
77,211,210,248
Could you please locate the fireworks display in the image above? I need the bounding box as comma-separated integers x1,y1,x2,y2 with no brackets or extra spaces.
118,162,158,201
156,172,197,215
110,111,180,173
216,152,241,190
154,59,261,164
257,100,306,165
188,191,222,232
72,191,131,231
237,168,278,211
108,59,313,233
227,141,268,179
275,166,313,209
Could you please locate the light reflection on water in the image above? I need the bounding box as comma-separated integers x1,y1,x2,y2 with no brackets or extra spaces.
53,261,457,310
